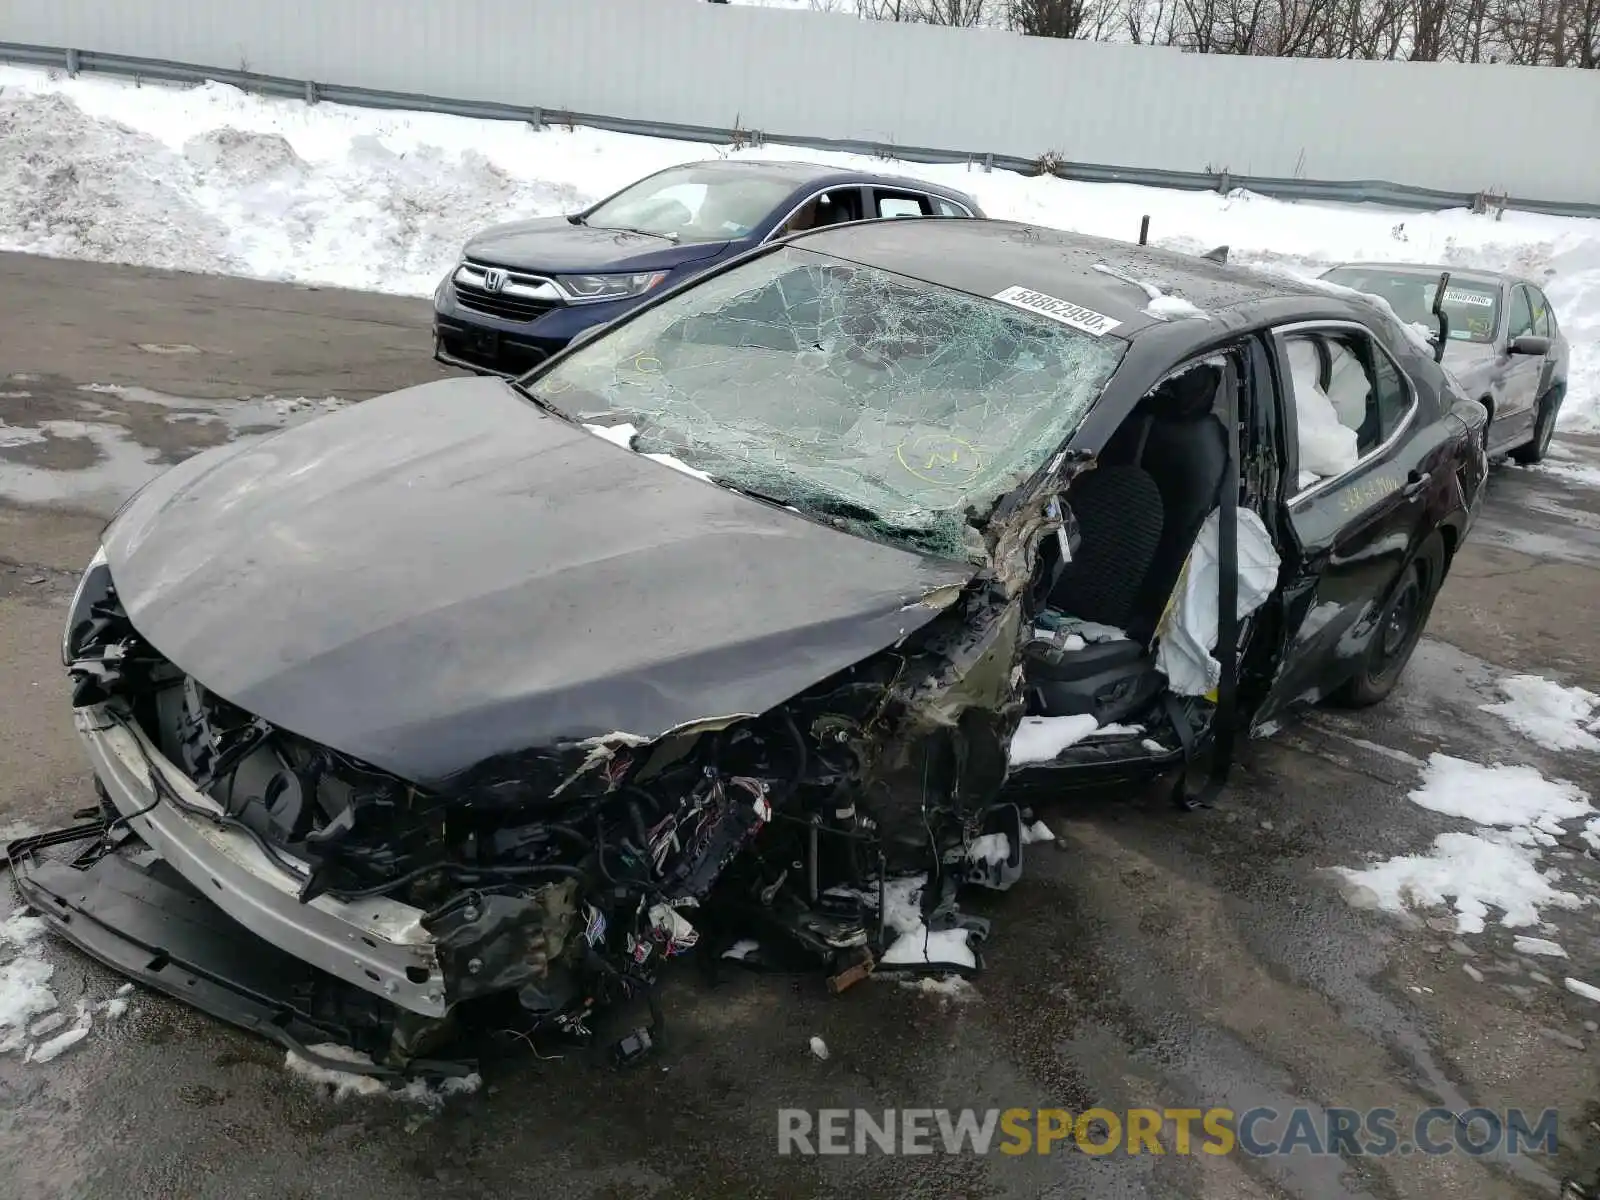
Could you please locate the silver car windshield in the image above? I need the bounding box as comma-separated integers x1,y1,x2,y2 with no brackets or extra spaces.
529,245,1127,561
1322,267,1501,345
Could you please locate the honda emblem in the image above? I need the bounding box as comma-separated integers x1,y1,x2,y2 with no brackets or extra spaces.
482,268,507,293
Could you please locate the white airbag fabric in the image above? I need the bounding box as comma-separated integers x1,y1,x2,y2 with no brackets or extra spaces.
1154,508,1281,697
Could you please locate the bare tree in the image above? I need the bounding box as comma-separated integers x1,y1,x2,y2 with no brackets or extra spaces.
848,0,1600,65
1007,0,1119,38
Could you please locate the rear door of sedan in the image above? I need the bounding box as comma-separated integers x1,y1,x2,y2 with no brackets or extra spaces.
1495,283,1544,448
1249,317,1463,727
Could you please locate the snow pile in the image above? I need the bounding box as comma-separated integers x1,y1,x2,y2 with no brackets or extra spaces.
1,65,1598,430
27,1000,93,1065
285,1042,483,1106
838,875,976,969
1482,674,1600,752
1090,262,1209,321
582,421,714,482
895,974,979,1000
1337,754,1594,934
1009,715,1098,764
0,911,57,1055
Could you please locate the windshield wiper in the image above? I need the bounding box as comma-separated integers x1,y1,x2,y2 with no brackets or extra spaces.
604,225,678,243
507,378,580,425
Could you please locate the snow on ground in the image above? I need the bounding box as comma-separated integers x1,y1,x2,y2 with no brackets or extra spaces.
1336,753,1594,935
1481,674,1600,752
284,1042,483,1106
0,911,57,1055
2,65,1599,430
836,874,977,969
1,912,135,1064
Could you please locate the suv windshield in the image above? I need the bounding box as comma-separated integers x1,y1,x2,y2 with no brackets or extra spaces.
527,245,1127,560
584,165,800,243
1321,266,1501,344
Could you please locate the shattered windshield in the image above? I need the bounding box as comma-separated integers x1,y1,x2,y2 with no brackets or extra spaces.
1321,267,1501,344
528,246,1127,560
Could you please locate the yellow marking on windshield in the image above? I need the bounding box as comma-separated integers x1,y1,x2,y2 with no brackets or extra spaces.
895,433,985,486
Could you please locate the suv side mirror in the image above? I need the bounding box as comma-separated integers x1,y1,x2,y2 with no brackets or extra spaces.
1509,334,1550,356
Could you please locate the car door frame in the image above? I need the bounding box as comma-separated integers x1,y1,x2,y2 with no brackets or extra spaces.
866,186,976,220
1491,282,1543,450
1249,315,1454,730
1525,283,1562,402
760,185,875,242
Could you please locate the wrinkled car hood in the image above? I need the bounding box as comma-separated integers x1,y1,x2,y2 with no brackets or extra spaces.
464,217,728,273
101,377,974,784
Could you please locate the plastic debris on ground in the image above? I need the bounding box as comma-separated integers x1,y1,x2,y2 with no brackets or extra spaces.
1481,674,1600,753
1153,507,1281,697
808,1035,829,1060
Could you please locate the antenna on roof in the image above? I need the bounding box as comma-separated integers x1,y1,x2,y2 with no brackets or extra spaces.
1138,215,1150,246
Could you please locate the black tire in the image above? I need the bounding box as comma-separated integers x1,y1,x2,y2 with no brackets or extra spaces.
1331,532,1446,708
1510,386,1562,465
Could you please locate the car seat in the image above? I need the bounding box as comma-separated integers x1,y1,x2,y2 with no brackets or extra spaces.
1025,364,1229,726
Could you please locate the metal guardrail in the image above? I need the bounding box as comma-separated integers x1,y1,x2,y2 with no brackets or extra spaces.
5,41,1597,219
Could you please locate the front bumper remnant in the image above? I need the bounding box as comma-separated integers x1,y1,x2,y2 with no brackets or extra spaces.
75,704,447,1017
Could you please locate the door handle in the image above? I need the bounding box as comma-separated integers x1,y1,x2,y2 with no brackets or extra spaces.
1402,469,1432,498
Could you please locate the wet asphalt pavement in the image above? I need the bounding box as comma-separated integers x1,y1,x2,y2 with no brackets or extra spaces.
2,251,1599,1200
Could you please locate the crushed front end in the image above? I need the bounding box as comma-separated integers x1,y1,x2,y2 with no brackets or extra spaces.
43,537,1055,1068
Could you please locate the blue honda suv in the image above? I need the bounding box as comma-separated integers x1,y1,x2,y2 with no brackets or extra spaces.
433,159,985,375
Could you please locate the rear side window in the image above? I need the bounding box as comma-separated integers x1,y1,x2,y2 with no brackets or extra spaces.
933,196,973,218
874,190,934,219
1530,287,1553,337
1508,287,1536,338
1280,328,1415,493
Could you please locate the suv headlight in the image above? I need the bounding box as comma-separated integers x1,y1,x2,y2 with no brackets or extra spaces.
554,271,669,304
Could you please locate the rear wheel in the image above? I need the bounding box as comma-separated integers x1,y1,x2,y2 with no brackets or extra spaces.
1332,532,1445,708
1510,386,1562,465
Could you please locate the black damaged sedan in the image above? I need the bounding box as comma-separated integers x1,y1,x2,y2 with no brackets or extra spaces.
32,218,1487,1071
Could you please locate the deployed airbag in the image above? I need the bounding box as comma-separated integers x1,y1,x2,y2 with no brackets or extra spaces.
1154,508,1280,697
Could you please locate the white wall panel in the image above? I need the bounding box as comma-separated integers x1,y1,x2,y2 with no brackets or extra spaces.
4,0,1596,200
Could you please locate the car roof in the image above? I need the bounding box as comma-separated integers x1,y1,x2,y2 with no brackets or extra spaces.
786,217,1343,344
669,158,979,207
1321,261,1519,290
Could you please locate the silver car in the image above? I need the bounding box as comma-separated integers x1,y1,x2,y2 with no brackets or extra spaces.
1320,262,1570,464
